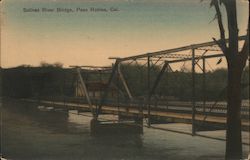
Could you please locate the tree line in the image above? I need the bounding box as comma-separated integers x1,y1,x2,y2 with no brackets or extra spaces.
0,63,249,101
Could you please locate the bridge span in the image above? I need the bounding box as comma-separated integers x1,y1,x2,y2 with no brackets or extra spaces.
22,98,250,133
22,35,249,137
65,36,249,135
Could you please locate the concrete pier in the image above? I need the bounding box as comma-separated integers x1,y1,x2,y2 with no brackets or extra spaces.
90,117,143,135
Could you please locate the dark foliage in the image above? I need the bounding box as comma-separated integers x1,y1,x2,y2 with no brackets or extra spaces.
1,64,248,101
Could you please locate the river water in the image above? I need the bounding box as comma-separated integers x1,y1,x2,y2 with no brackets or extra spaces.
1,99,249,160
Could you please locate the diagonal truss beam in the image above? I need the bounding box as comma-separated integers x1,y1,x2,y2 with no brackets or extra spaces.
76,68,95,117
97,60,119,116
117,64,133,100
149,62,168,98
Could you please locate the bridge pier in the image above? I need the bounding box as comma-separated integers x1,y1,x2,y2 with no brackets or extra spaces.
90,115,143,135
90,118,100,135
134,116,143,125
134,116,143,133
118,114,131,121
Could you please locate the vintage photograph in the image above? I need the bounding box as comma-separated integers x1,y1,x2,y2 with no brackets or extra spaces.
0,0,249,159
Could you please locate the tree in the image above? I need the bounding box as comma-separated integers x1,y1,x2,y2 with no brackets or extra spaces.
210,0,249,159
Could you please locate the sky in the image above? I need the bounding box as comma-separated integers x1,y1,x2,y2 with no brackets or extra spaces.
0,0,249,68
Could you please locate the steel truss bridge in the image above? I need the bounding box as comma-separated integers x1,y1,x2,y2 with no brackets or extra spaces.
41,35,249,136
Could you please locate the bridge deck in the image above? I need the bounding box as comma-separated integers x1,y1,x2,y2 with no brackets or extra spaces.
102,106,249,126
23,99,250,128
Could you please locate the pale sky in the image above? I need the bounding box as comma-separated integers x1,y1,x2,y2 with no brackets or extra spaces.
1,0,249,68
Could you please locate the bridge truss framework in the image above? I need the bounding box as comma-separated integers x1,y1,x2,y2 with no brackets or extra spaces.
73,35,248,136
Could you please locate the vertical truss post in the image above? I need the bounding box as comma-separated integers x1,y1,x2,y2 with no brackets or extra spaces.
116,66,121,120
191,48,196,136
202,57,206,113
97,60,119,117
136,61,143,118
147,56,151,127
76,68,95,117
98,70,102,82
76,75,79,97
166,63,170,109
63,71,66,108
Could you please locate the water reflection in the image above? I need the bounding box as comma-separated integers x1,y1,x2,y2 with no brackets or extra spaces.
67,110,143,148
2,99,249,160
67,110,91,134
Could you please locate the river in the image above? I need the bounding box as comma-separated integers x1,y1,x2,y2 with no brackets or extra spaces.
1,99,249,160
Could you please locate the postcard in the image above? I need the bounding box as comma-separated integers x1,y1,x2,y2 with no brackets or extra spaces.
0,0,249,159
